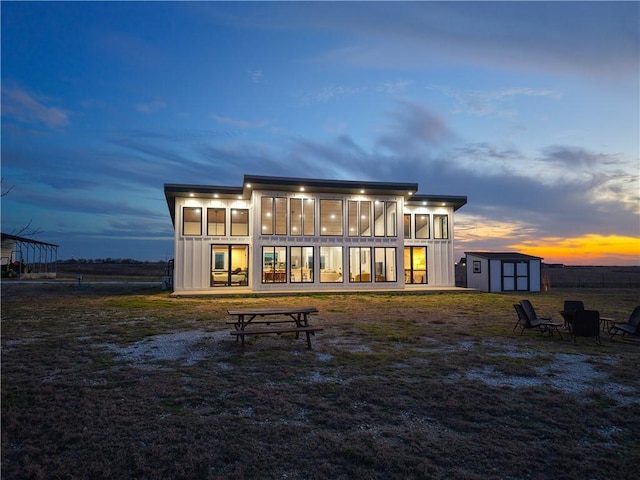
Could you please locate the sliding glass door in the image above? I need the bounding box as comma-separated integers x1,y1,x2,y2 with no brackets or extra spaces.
211,245,249,287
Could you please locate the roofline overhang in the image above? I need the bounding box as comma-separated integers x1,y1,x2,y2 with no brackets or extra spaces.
164,183,245,225
164,175,466,224
242,174,419,198
405,194,468,211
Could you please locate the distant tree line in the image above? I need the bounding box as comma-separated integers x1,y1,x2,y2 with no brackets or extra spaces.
58,258,166,264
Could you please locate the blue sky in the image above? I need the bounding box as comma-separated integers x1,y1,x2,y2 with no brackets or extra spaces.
1,1,639,265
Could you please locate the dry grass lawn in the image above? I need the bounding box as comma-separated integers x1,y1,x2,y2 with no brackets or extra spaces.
2,282,639,479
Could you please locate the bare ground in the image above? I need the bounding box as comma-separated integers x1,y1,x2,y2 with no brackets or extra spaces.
1,282,639,479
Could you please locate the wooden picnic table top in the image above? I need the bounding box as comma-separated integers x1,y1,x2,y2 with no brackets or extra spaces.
227,306,318,316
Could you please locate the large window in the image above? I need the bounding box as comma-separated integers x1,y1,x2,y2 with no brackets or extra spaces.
290,246,314,283
434,214,448,239
290,198,315,236
374,201,397,237
230,209,249,236
262,246,287,283
374,201,385,236
348,200,371,237
207,208,225,236
261,197,287,235
404,247,427,284
320,199,343,236
404,214,411,239
374,248,396,282
183,207,202,236
319,246,343,283
349,247,372,282
211,244,248,287
415,214,430,239
386,202,397,237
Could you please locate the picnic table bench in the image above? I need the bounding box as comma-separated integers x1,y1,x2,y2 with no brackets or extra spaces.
227,307,322,352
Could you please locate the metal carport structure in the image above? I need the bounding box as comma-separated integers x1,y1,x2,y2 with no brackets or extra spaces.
1,233,59,279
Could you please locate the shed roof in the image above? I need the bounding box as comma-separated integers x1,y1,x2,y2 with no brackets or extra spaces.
465,252,543,261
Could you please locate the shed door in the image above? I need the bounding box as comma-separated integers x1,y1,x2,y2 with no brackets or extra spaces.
502,261,529,291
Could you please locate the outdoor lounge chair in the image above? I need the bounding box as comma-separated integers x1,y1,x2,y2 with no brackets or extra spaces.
610,306,640,341
570,309,601,345
519,300,563,338
560,300,585,329
513,303,563,339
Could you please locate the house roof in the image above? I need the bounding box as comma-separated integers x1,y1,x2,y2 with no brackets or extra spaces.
164,174,467,224
405,194,467,212
243,174,419,197
465,252,543,261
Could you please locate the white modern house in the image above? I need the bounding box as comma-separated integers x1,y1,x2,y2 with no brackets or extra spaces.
464,252,543,293
164,175,466,294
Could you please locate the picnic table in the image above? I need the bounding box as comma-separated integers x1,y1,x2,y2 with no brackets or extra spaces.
227,307,323,352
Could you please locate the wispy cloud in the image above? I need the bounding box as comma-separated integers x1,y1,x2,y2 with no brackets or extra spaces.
303,2,639,81
247,69,263,83
298,80,410,105
211,113,267,129
539,145,620,169
434,86,561,117
377,100,454,153
1,84,70,128
135,100,167,114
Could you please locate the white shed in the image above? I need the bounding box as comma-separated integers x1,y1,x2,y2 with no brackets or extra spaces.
464,252,543,293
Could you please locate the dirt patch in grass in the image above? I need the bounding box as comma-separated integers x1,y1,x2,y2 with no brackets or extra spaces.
2,283,639,479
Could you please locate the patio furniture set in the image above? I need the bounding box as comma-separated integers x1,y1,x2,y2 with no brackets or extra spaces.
513,299,640,345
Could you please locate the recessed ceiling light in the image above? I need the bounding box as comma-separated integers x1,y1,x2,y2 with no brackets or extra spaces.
246,183,252,188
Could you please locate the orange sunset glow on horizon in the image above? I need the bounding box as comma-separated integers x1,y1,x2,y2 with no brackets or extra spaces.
510,234,640,266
